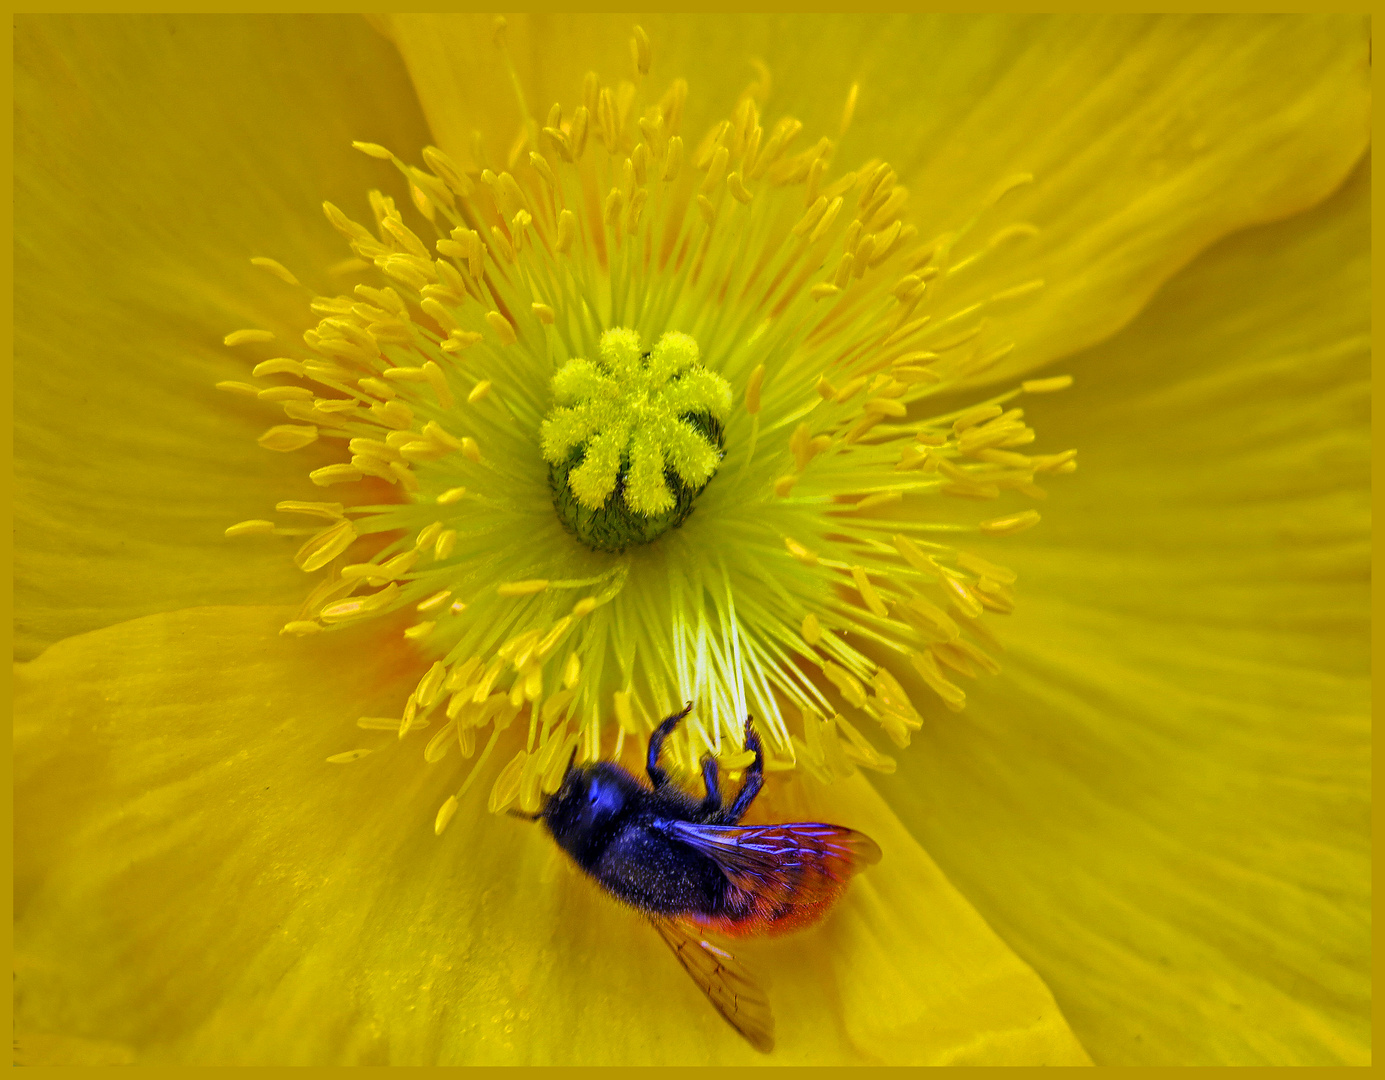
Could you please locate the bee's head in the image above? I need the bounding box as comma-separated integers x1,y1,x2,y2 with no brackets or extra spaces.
540,757,635,858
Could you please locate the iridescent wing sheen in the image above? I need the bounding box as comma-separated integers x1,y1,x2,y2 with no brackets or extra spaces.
650,916,775,1054
658,820,882,904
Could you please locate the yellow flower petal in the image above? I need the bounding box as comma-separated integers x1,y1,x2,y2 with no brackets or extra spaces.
13,13,1368,1068
385,15,1368,385
13,15,432,659
16,606,1088,1064
776,774,1091,1064
882,157,1369,1063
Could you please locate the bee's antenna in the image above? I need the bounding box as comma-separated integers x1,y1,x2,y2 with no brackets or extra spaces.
507,808,543,822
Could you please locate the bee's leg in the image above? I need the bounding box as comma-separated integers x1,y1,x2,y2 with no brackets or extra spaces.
506,808,543,822
698,754,723,818
720,716,764,824
647,701,694,789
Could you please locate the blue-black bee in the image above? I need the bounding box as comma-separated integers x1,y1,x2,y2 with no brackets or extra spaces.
518,703,882,1053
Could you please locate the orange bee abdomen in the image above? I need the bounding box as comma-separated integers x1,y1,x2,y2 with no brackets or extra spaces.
691,887,843,938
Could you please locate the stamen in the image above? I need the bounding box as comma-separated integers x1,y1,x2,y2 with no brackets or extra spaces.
326,749,375,764
221,31,1075,824
1023,374,1074,393
223,329,274,346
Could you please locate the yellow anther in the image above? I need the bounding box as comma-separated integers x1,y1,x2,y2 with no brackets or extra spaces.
727,171,753,204
544,125,573,161
867,187,909,232
793,196,828,238
784,537,818,565
701,145,730,196
979,510,1042,535
294,518,357,573
985,172,1034,207
851,566,889,618
822,661,867,708
327,749,375,764
351,140,394,160
419,298,457,334
486,311,517,345
276,500,344,520
952,404,1003,434
853,492,903,513
604,188,625,230
745,365,765,415
225,520,276,538
890,533,938,575
631,25,652,76
809,196,844,243
223,329,274,346
805,156,825,205
839,83,859,138
556,209,577,254
417,589,453,613
529,151,557,192
416,522,444,552
834,375,869,404
252,358,304,378
423,361,454,409
488,226,516,264
564,106,587,160
909,650,966,711
663,136,684,182
442,330,483,353
258,425,318,452
864,397,907,418
498,579,549,597
989,222,1040,248
1023,375,1074,393
250,257,300,286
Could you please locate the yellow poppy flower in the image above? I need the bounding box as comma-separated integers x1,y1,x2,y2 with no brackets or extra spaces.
13,14,1369,1066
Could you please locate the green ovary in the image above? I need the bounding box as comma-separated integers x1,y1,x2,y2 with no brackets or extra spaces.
541,327,732,552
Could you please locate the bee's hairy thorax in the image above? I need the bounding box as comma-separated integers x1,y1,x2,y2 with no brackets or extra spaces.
543,761,737,916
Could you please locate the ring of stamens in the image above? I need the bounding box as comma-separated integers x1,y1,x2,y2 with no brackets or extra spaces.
220,22,1075,829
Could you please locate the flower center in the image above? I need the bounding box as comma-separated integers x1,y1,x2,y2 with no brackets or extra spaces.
219,22,1075,831
541,327,730,551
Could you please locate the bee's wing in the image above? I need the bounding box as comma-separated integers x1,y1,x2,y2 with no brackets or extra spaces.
659,821,882,904
650,916,775,1054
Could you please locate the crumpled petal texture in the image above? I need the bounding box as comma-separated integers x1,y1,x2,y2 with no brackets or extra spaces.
14,607,1088,1065
13,15,432,660
879,158,1370,1064
11,11,1370,1067
385,13,1368,387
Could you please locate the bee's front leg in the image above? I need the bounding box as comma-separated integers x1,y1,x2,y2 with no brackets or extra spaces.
647,701,694,789
719,716,764,824
698,754,722,819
